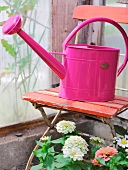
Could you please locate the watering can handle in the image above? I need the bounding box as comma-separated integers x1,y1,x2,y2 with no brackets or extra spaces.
63,17,128,76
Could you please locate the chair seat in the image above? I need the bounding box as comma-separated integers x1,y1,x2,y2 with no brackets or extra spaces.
22,87,128,118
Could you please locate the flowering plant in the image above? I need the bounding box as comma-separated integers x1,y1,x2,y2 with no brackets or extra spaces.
31,121,128,170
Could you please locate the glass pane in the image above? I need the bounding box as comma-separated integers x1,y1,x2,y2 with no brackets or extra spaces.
104,1,128,96
0,0,52,127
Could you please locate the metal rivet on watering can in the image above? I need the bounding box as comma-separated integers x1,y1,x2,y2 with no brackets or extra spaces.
100,63,110,69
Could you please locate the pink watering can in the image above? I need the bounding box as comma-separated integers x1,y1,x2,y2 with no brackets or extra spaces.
2,14,128,101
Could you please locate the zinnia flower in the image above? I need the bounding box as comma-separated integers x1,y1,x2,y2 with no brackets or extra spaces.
56,120,76,134
62,135,88,160
90,136,105,148
63,147,84,161
91,158,103,167
116,136,128,148
95,146,118,162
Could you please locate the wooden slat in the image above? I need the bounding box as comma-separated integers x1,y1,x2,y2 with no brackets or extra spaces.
73,5,128,24
39,89,125,111
45,87,59,93
108,99,128,107
22,91,118,118
115,95,128,102
90,102,124,111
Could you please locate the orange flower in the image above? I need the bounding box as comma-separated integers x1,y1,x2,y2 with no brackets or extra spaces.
91,158,103,167
95,146,118,162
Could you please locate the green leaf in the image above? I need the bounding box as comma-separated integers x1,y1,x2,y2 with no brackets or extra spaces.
55,159,71,169
73,164,81,170
1,39,17,57
96,158,106,166
42,152,47,160
117,160,128,166
54,162,68,169
97,167,105,170
109,152,124,164
109,164,118,170
91,147,99,158
35,140,44,147
33,149,44,158
117,165,125,170
44,155,54,170
54,154,71,168
114,125,127,136
55,154,70,163
52,137,65,145
48,146,55,156
17,56,30,70
62,165,74,170
30,163,43,170
0,6,8,12
20,0,38,12
113,153,122,162
48,146,54,152
78,161,93,170
39,157,43,163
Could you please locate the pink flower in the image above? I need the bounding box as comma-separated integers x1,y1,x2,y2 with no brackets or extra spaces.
95,146,118,162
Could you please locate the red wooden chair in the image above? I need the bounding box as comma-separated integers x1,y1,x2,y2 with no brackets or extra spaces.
23,5,128,170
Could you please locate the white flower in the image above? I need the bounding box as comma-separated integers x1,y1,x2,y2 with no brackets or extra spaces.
125,149,128,153
125,135,128,139
63,135,89,156
63,147,84,161
56,120,76,134
116,136,128,148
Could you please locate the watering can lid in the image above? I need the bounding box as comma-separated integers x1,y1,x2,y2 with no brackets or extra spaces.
3,14,21,34
66,44,120,51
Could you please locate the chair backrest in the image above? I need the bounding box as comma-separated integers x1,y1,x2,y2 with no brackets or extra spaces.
73,5,128,93
73,5,128,24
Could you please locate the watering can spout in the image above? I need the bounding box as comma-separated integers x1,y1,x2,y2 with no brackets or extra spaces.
2,14,66,79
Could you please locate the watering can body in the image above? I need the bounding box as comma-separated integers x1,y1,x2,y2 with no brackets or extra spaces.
59,44,120,101
2,15,128,101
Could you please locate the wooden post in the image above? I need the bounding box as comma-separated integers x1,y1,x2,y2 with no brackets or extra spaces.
78,0,106,45
77,0,90,44
87,0,106,45
51,0,78,85
78,0,90,5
